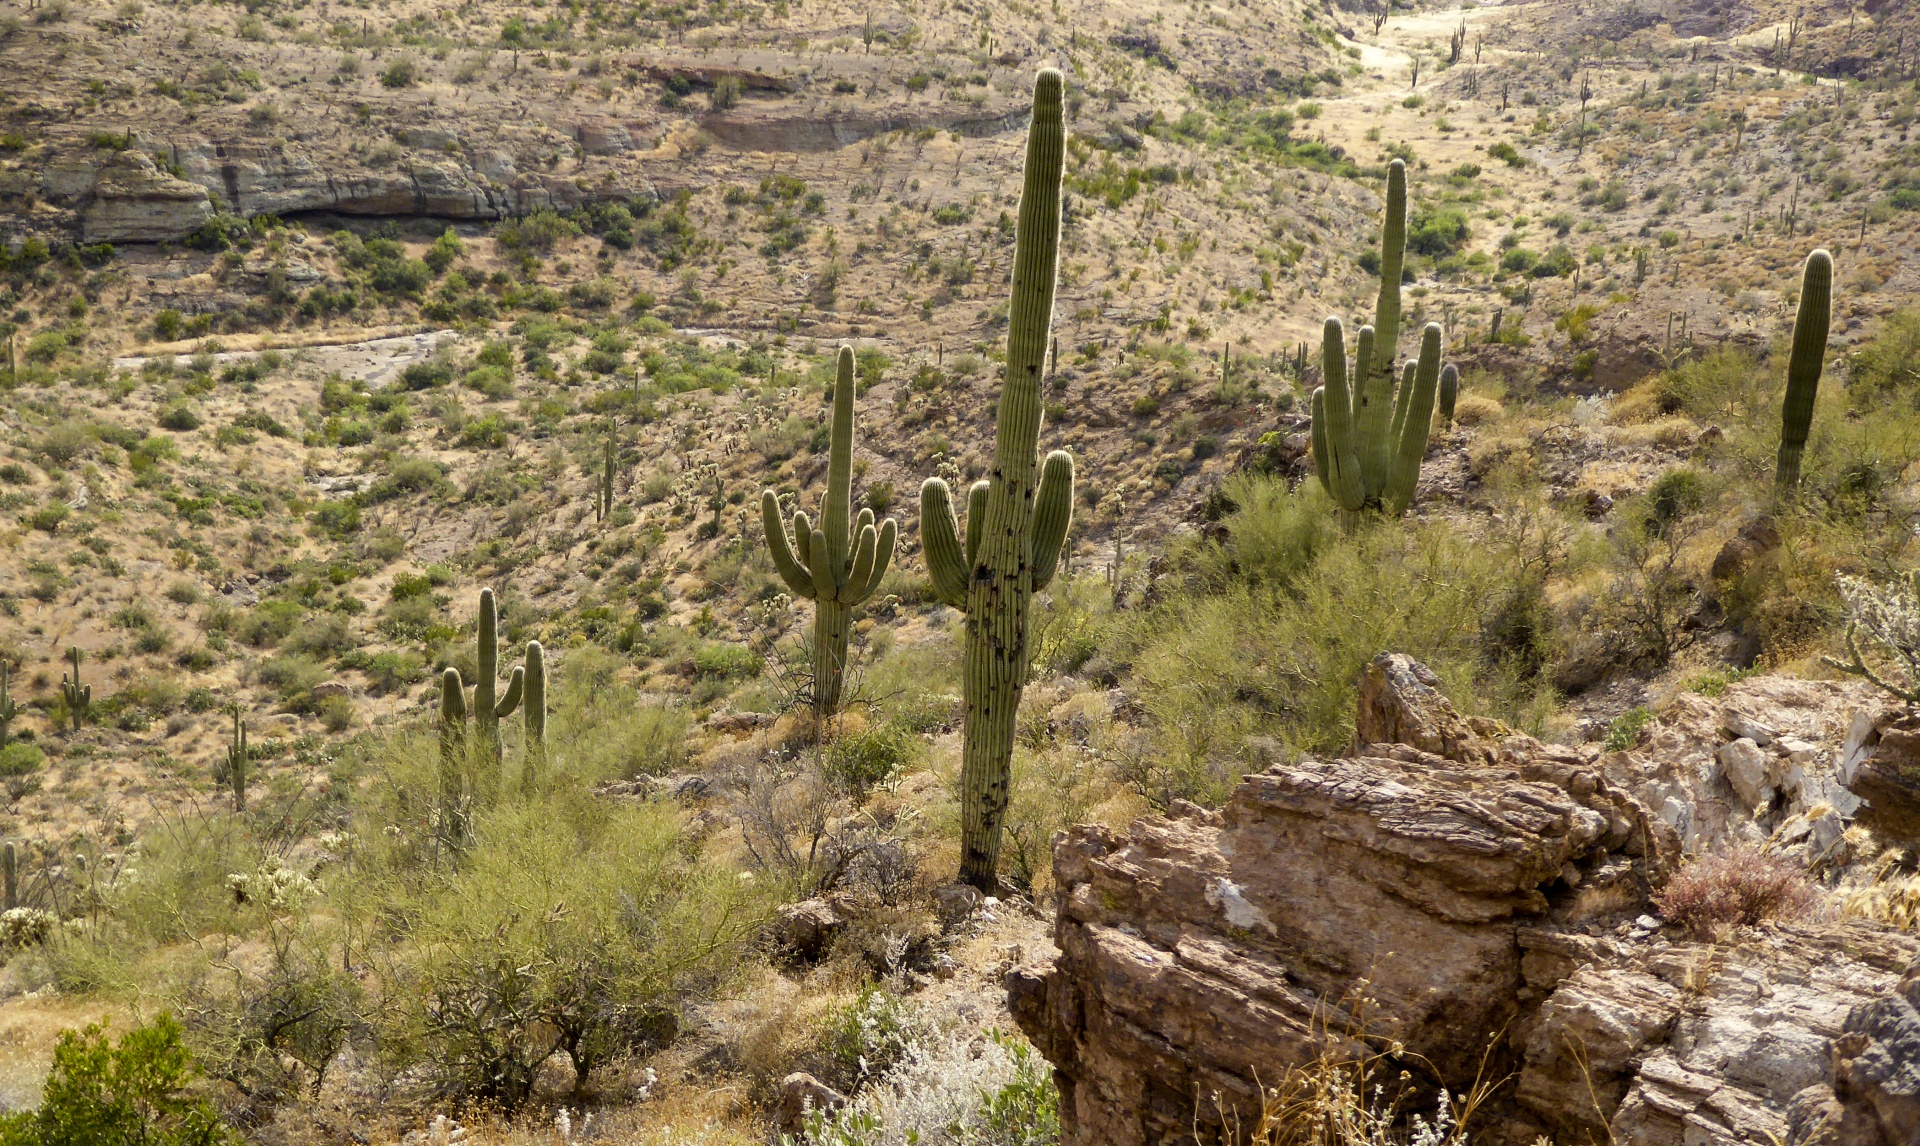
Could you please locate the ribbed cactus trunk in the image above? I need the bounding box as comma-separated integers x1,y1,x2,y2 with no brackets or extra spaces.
472,588,523,767
1775,248,1832,489
762,346,897,718
521,641,547,791
957,70,1067,890
4,842,17,911
1438,363,1459,427
439,666,468,845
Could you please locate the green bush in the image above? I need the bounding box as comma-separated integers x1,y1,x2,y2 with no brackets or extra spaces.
694,642,763,680
0,742,45,777
0,1014,233,1146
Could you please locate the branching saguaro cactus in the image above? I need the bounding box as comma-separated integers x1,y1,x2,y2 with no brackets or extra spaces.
762,345,898,717
918,69,1074,890
472,588,524,760
1775,248,1832,489
1311,320,1445,520
60,647,89,728
520,640,548,790
226,707,249,813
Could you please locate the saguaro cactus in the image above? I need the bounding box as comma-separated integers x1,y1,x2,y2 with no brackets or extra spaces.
61,648,89,728
520,640,547,790
762,346,899,716
1775,248,1832,489
1438,364,1459,428
226,707,249,813
471,588,524,760
439,666,468,842
1370,158,1408,379
1311,320,1445,520
3,842,16,911
597,436,616,522
918,69,1074,890
0,662,17,746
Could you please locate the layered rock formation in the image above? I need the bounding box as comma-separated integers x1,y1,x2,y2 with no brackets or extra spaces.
1010,654,1920,1146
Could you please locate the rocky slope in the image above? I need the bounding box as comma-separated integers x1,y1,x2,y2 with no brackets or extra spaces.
1010,654,1920,1146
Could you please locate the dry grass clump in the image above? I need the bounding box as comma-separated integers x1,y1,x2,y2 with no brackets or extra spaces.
1840,850,1920,933
1653,845,1823,938
1450,393,1505,426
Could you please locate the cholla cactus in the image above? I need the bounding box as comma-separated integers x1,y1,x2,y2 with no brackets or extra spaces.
1825,572,1920,702
0,907,54,951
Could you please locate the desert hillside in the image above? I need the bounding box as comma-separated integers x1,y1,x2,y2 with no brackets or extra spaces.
0,0,1917,1142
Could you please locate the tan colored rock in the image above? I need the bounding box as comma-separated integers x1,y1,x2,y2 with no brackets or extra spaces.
81,152,213,243
776,1071,847,1135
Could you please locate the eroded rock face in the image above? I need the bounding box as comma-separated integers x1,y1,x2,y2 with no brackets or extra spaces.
79,151,214,243
1012,654,1920,1146
1011,654,1675,1146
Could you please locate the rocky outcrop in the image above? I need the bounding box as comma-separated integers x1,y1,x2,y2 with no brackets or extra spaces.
698,104,1030,153
44,139,658,243
1011,654,1920,1146
1842,707,1920,847
79,151,214,243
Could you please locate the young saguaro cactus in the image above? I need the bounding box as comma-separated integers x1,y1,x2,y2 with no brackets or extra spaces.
520,640,547,790
1775,248,1832,489
1438,363,1459,428
61,647,90,728
762,346,899,717
439,666,468,843
0,662,17,746
226,706,249,813
3,841,16,912
918,69,1075,890
471,588,524,761
1311,320,1445,520
598,436,616,522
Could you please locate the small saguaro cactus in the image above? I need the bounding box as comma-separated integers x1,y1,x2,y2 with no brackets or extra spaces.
2,841,16,911
520,640,547,790
597,436,616,522
1311,320,1446,521
918,69,1075,890
60,647,89,728
471,588,524,760
1438,363,1460,427
439,666,468,842
1775,248,1833,489
0,662,17,746
225,706,249,813
762,345,899,717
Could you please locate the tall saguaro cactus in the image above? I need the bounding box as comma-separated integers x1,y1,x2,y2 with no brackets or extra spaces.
918,69,1075,890
439,666,468,843
520,640,547,790
762,346,899,716
472,588,524,761
61,647,89,728
3,842,16,911
226,707,249,813
1775,248,1832,489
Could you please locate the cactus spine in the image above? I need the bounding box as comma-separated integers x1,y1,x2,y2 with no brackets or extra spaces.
520,640,547,790
762,345,899,717
471,588,523,761
60,647,89,728
226,706,248,813
1775,248,1832,489
0,662,16,746
1438,363,1459,427
3,842,16,911
918,70,1074,890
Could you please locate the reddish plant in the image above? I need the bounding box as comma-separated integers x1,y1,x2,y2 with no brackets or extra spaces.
1654,845,1822,938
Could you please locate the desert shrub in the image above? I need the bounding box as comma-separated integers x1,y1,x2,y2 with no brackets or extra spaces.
798,1026,1059,1146
817,988,921,1094
372,791,762,1107
0,742,46,777
822,724,919,797
1113,477,1549,804
180,926,361,1105
0,1014,233,1146
695,642,764,680
1653,845,1821,937
1847,310,1920,410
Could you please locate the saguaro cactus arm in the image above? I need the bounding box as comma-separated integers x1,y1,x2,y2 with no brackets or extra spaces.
965,480,990,567
495,665,524,718
1314,317,1367,512
1029,450,1075,593
921,479,970,608
762,492,815,598
1775,248,1832,488
1386,323,1444,516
